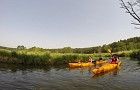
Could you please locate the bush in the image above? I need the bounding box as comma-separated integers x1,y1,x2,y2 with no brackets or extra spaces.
130,50,140,60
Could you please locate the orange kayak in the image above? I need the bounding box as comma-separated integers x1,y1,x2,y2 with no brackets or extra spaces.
96,60,107,65
69,62,93,68
69,60,108,68
92,61,121,74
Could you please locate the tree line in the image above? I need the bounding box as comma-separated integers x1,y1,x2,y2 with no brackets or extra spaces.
48,37,140,53
0,37,140,54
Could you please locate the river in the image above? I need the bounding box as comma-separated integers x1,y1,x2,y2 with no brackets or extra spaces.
0,58,140,90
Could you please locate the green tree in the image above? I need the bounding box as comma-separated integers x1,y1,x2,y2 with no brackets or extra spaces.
61,47,73,53
17,45,26,50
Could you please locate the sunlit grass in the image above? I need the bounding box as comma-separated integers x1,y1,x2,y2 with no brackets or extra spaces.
0,48,139,66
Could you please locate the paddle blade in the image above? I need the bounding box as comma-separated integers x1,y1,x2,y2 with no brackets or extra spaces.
108,49,111,53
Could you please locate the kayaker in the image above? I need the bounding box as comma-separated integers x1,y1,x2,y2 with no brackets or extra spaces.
110,54,119,64
78,60,81,63
88,56,94,63
98,57,103,61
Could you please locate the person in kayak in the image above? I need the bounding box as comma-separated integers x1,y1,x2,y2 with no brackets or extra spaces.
98,57,103,61
88,56,95,63
110,54,119,64
78,60,81,63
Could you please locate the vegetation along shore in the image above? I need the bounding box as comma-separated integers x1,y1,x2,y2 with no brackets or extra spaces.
0,37,140,66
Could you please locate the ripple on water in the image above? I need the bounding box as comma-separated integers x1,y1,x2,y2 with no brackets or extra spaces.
0,59,140,90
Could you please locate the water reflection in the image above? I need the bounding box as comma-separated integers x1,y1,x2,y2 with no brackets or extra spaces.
0,63,52,73
0,59,140,90
0,61,122,77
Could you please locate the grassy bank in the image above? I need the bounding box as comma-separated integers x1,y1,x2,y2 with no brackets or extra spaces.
0,49,111,66
0,48,139,66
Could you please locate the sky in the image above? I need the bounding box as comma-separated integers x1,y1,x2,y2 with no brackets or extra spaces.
0,0,140,49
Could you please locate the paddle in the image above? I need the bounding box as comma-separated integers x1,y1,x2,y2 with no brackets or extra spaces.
107,49,113,63
108,49,120,64
108,49,112,56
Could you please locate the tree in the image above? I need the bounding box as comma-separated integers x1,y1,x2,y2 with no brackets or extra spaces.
61,47,73,53
29,46,45,52
101,44,111,53
120,0,140,28
17,45,26,50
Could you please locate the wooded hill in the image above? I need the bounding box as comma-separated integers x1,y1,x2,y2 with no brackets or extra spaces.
0,37,140,54
48,37,140,53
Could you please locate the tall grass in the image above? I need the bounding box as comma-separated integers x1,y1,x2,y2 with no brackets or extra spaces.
115,51,133,57
2,48,137,66
0,49,51,65
0,49,100,66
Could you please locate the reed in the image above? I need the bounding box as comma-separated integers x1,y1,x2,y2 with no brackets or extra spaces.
130,50,140,60
2,48,138,66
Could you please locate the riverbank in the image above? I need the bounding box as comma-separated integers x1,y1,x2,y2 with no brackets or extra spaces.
0,49,107,66
0,48,139,66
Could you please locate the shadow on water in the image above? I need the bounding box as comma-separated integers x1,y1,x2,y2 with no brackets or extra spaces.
68,66,94,75
0,63,70,75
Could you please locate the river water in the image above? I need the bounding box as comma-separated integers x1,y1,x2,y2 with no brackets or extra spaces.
0,58,140,90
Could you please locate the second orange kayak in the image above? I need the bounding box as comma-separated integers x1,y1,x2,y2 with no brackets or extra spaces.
69,62,93,68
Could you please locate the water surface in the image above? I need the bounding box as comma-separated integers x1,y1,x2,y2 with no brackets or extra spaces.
0,59,140,90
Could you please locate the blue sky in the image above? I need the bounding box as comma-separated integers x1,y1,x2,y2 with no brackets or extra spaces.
0,0,140,49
